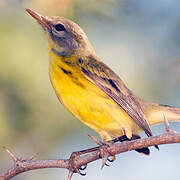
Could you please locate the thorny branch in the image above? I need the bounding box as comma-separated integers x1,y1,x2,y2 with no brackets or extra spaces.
0,116,180,180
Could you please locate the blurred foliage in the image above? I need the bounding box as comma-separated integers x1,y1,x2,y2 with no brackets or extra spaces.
0,0,77,151
164,59,180,87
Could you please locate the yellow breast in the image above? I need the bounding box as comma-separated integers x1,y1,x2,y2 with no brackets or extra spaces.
48,50,138,140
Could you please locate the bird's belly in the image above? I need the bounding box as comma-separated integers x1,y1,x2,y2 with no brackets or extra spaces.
50,67,138,140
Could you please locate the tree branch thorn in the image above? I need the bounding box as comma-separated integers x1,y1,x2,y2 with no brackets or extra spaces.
163,113,171,132
27,153,38,161
88,134,103,146
3,147,18,163
67,170,74,180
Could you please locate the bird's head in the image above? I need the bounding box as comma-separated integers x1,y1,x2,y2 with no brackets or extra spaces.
26,8,95,57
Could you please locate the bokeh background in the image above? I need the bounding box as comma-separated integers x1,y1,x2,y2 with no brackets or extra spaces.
1,0,180,179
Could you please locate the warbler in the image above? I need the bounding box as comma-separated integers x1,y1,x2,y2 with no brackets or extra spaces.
26,9,180,155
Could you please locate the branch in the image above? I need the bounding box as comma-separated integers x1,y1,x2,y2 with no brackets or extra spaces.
0,117,180,180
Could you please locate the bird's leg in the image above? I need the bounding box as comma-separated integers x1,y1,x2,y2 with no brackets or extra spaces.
88,135,116,168
99,141,116,168
69,134,116,177
68,146,99,176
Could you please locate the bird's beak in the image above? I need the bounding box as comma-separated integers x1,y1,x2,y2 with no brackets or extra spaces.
25,8,50,30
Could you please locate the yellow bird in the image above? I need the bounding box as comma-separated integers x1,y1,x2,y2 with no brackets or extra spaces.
26,9,180,156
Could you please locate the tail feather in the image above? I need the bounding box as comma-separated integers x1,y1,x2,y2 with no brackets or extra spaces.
142,102,180,126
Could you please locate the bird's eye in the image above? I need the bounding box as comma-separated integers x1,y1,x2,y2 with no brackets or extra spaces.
54,24,66,32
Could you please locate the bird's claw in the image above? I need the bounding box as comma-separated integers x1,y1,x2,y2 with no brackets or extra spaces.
88,135,116,169
68,152,87,176
107,156,116,162
99,143,115,169
105,155,116,166
79,164,87,171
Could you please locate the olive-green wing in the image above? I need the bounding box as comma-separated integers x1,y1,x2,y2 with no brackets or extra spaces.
79,56,152,137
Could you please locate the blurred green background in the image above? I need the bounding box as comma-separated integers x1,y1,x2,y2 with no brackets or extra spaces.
0,0,180,179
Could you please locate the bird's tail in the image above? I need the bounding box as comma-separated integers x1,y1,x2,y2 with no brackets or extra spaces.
141,101,180,126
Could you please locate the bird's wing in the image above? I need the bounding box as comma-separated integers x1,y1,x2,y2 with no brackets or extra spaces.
79,56,152,137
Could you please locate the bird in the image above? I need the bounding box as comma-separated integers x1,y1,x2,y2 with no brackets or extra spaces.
26,9,180,158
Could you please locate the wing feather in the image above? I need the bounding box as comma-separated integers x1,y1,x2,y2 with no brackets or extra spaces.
79,56,152,137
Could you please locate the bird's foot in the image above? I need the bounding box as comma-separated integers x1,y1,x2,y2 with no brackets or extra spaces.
68,146,99,180
99,142,116,168
88,135,116,169
68,151,87,176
